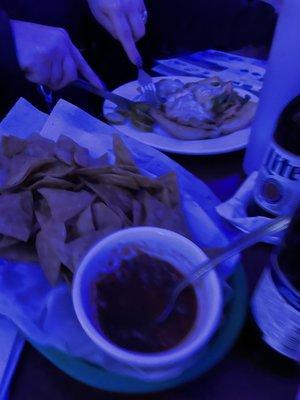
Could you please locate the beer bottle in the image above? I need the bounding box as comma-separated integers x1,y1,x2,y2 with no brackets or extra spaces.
251,206,300,366
248,95,300,217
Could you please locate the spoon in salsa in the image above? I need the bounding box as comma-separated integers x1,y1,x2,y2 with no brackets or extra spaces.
157,215,291,324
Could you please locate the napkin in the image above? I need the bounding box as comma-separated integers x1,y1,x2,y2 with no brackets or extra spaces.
0,98,48,395
0,98,238,381
153,49,266,96
0,97,48,137
216,172,282,244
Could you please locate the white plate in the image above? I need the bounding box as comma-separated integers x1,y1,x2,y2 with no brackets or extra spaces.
103,76,258,155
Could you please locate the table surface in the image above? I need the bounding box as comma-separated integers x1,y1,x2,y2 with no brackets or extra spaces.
10,150,299,400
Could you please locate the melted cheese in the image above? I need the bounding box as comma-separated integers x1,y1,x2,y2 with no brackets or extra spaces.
163,79,231,126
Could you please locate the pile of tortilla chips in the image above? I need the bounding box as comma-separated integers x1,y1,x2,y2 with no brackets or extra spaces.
0,134,189,285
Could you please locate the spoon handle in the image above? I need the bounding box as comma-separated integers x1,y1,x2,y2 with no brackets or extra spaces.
158,215,291,323
186,214,290,284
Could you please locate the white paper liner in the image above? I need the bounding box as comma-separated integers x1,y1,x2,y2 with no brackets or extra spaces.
216,172,282,244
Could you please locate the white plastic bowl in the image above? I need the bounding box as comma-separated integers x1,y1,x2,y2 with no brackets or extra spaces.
72,227,223,380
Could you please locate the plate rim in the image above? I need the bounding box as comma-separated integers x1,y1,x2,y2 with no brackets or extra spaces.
103,76,258,156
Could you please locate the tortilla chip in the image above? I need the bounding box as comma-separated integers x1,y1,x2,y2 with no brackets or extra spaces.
66,230,108,271
55,135,95,167
78,152,111,169
110,206,133,227
4,154,55,189
2,136,26,158
45,221,70,268
92,202,123,232
25,134,56,158
33,161,74,180
73,146,91,167
155,173,181,207
87,172,160,191
86,181,133,214
132,199,144,226
0,152,8,189
0,152,8,167
54,135,77,165
0,133,190,285
36,229,62,285
31,219,41,236
74,205,95,237
29,176,75,191
113,135,139,172
0,191,33,241
38,188,94,222
36,220,70,284
72,180,86,192
0,241,38,263
142,192,189,236
93,174,141,190
75,165,125,180
34,198,52,226
0,235,18,249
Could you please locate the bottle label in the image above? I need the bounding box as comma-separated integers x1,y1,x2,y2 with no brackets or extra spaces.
252,268,300,362
254,141,300,215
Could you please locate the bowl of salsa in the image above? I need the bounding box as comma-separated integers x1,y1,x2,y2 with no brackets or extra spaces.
72,227,223,380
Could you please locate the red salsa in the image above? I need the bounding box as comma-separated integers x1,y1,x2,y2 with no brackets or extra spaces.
94,251,197,353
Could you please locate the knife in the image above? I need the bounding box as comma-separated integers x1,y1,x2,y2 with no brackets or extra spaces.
71,79,136,110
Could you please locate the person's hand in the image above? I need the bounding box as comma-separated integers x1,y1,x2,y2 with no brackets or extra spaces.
11,20,102,90
87,0,147,65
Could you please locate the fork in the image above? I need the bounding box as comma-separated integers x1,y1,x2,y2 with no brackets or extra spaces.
137,68,160,108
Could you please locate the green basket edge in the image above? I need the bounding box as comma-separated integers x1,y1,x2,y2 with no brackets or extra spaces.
31,262,248,394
